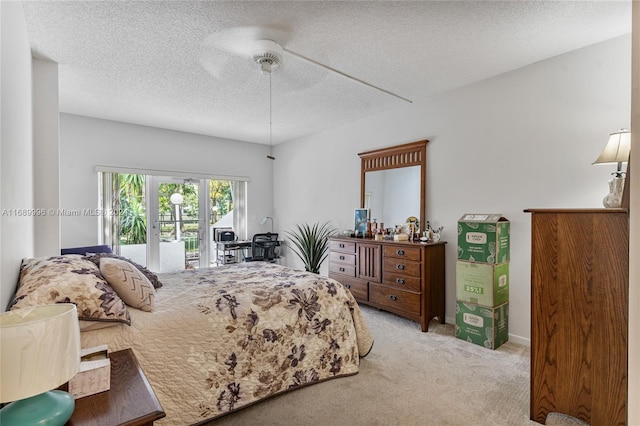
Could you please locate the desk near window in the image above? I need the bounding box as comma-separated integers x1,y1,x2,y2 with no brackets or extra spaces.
214,240,252,265
214,236,281,265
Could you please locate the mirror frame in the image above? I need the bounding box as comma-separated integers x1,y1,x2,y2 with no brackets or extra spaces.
359,139,428,231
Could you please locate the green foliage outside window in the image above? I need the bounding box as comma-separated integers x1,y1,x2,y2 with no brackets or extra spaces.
119,174,147,245
117,174,234,246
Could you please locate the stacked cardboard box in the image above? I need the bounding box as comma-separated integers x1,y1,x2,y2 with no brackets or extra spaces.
455,214,510,350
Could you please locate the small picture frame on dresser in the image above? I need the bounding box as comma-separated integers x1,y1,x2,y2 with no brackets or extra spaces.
354,209,369,237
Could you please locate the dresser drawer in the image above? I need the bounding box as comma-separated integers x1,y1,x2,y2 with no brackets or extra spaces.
369,283,420,315
329,263,356,277
329,251,356,265
383,257,421,278
329,240,356,253
383,245,421,261
383,271,421,292
329,274,368,301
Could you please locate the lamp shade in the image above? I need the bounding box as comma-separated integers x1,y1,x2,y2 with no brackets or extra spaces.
593,129,631,165
0,304,81,403
259,216,272,226
170,193,183,205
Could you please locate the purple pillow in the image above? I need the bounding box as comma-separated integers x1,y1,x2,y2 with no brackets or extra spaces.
61,245,113,255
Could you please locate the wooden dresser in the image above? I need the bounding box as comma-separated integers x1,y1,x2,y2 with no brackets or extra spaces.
526,209,628,425
328,236,445,332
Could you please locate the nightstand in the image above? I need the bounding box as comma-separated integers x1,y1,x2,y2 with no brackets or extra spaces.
67,348,165,426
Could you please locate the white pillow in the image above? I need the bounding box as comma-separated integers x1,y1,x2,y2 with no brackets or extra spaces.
100,258,156,312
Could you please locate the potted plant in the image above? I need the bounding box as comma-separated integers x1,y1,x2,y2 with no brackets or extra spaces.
285,221,336,273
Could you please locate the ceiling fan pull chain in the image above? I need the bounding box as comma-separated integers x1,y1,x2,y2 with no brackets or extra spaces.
267,68,276,160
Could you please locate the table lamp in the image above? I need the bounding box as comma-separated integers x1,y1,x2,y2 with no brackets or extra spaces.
260,216,273,233
592,129,631,208
0,304,81,426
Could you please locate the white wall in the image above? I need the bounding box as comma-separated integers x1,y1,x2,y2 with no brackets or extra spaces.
59,114,274,248
33,58,61,257
274,34,632,345
0,2,36,310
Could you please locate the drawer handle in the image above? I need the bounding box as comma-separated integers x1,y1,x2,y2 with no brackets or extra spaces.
396,278,405,285
396,249,405,255
345,284,351,289
339,243,345,248
396,264,405,270
339,255,345,260
339,267,345,272
389,295,398,301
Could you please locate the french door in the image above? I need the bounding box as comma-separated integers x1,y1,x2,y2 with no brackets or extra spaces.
146,177,210,273
100,169,247,273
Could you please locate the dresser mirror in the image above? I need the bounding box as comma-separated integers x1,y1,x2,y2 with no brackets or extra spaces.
359,140,427,232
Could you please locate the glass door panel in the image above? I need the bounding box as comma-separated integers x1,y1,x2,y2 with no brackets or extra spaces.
148,177,205,272
109,173,243,272
117,173,148,268
208,179,236,266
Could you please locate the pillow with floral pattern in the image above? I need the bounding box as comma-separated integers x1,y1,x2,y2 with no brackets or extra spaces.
11,255,131,326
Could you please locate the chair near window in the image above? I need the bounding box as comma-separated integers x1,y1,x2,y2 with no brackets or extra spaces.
244,233,279,262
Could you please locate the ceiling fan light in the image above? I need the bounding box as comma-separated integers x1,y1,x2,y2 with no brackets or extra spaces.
261,59,275,73
253,53,280,73
252,39,282,74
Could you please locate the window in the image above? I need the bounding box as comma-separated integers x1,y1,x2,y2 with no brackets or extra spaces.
98,168,247,272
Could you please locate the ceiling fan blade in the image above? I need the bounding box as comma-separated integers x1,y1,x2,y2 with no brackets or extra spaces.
198,49,233,79
200,26,290,79
200,25,410,103
283,48,412,103
202,26,289,58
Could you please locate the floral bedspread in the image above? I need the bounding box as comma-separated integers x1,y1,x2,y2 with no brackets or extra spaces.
81,262,374,425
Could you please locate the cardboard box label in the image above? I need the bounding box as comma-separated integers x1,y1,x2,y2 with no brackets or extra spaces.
458,214,510,264
465,232,487,244
462,312,483,327
464,284,484,295
498,275,507,287
456,261,509,307
455,301,509,350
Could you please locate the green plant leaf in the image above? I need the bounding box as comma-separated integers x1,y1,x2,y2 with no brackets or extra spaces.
285,221,336,273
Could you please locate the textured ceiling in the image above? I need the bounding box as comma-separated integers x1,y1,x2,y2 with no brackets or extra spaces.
21,1,632,145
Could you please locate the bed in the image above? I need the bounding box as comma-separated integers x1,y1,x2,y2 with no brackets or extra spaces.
10,255,373,425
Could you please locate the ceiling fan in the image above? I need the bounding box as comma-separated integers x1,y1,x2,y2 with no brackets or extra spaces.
199,26,412,103
199,26,412,160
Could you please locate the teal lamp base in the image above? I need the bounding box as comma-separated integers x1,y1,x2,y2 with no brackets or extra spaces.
0,390,75,426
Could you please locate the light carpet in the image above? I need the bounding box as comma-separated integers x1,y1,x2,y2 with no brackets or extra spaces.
207,305,586,426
